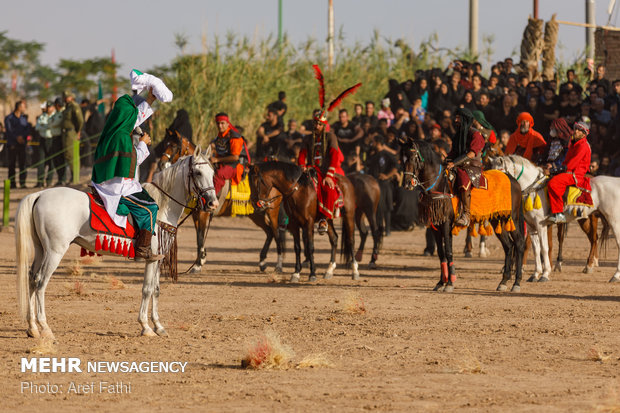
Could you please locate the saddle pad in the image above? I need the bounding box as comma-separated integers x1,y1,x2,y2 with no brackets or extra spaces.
566,186,594,207
88,193,136,238
452,170,512,225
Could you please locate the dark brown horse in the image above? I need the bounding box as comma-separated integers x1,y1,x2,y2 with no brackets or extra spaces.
158,130,286,273
403,139,526,292
251,161,359,282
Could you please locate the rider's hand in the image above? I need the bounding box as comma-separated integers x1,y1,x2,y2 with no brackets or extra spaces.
139,133,152,146
447,161,454,169
324,176,335,189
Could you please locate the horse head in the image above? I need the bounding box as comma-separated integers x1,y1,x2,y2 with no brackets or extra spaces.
188,144,219,212
401,138,425,190
159,129,194,170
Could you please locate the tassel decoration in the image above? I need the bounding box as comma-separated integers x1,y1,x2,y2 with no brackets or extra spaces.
122,240,129,257
110,238,116,253
469,224,478,238
524,195,534,212
495,222,502,234
129,242,135,258
533,194,542,209
80,247,87,257
95,234,101,251
88,251,95,257
102,236,109,251
115,238,123,254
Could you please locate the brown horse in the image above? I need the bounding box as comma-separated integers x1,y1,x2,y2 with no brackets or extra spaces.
251,161,359,282
158,130,286,273
347,172,382,268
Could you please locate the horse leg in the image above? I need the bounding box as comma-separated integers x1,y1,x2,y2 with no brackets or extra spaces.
344,209,359,280
547,224,555,270
580,216,598,274
33,251,65,340
479,235,490,258
464,233,473,258
526,225,543,282
522,233,531,267
325,221,338,279
191,211,208,273
27,243,44,338
538,222,552,282
304,222,317,282
290,225,302,283
150,263,168,336
259,229,273,272
273,207,285,273
554,223,565,272
355,209,367,263
366,205,381,269
496,231,513,291
139,262,159,336
431,226,446,292
442,221,455,292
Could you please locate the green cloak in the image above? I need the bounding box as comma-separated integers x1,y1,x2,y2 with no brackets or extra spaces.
92,94,139,183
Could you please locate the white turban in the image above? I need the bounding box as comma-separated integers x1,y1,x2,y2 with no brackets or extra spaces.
130,69,173,103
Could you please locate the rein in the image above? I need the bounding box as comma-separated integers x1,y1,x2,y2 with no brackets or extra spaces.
255,168,300,208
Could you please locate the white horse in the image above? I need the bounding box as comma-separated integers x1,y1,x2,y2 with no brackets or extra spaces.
16,146,218,340
489,155,620,283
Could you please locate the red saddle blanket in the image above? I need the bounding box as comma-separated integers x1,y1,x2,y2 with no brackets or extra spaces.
88,193,136,239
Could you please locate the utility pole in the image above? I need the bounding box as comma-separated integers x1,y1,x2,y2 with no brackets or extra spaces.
328,0,334,69
533,0,539,19
278,0,283,50
469,0,479,56
586,0,596,61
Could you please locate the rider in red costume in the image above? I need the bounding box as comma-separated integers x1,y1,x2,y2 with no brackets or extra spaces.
545,121,592,224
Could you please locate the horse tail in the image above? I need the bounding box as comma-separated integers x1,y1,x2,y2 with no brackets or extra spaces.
598,212,611,259
16,192,41,320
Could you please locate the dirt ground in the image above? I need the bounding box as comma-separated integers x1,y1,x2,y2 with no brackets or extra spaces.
0,184,618,412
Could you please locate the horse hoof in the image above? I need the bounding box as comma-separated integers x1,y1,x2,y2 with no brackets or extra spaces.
190,265,202,274
259,261,267,272
526,275,537,283
290,273,300,283
433,282,445,292
352,273,360,281
141,328,157,337
443,284,454,293
496,284,508,292
275,266,283,274
553,263,562,272
609,276,620,283
308,275,317,283
155,328,169,337
583,266,594,274
324,272,333,280
40,329,55,341
538,276,550,283
26,328,40,338
368,261,377,270
464,251,473,258
511,285,521,293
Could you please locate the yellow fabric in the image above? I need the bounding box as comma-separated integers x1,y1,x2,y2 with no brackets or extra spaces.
533,194,542,209
452,170,513,225
524,194,534,211
566,186,593,207
226,175,254,217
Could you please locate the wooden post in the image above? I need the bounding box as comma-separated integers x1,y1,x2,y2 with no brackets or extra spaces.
3,180,10,227
73,140,80,185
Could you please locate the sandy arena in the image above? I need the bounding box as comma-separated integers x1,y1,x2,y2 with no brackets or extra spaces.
0,185,618,412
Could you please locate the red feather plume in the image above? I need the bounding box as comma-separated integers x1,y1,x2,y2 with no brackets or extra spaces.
327,83,362,112
312,64,325,109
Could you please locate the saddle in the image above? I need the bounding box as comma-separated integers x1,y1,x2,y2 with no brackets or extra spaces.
86,191,137,258
308,172,344,216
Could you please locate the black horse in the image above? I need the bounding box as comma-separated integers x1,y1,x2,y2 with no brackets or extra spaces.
402,139,526,292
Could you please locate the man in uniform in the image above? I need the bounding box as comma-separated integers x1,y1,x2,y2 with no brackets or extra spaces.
92,70,173,260
298,109,345,234
34,101,56,187
61,91,84,184
4,100,30,188
447,108,486,227
545,122,592,224
211,112,247,196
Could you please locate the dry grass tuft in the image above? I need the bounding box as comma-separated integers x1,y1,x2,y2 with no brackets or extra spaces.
67,281,86,296
296,353,333,369
341,292,366,314
241,331,293,369
106,275,126,290
69,261,83,277
28,338,56,355
589,347,611,363
81,254,103,266
455,349,484,374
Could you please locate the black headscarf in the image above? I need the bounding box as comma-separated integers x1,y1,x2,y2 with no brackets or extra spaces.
453,108,475,158
168,109,193,142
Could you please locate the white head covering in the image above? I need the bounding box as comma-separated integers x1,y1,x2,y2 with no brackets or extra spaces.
130,69,173,103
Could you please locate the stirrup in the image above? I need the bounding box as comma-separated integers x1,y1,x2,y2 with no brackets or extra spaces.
317,219,328,235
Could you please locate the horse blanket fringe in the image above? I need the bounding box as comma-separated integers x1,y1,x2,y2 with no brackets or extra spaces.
226,175,254,217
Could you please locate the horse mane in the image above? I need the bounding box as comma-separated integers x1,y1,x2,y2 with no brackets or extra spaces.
414,139,441,166
506,154,541,172
146,155,193,210
259,161,302,183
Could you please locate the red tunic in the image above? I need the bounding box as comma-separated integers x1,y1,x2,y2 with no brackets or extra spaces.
548,138,591,213
455,130,486,191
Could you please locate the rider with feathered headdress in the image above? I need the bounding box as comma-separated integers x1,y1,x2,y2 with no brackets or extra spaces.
298,65,361,234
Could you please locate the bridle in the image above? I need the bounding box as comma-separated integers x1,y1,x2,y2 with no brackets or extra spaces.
253,168,300,209
160,136,192,167
151,155,216,219
403,142,446,194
